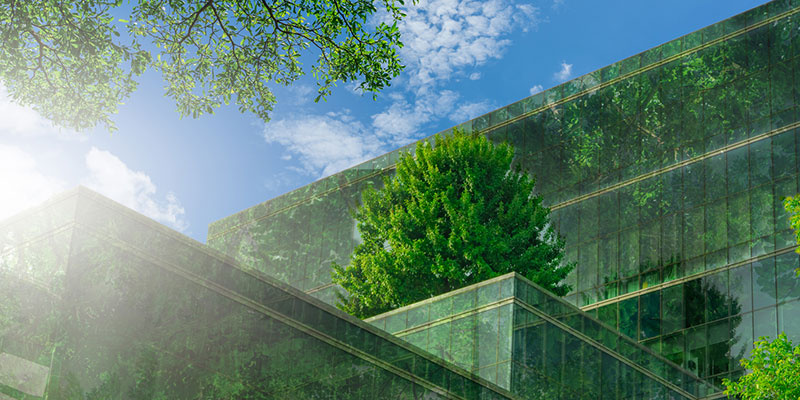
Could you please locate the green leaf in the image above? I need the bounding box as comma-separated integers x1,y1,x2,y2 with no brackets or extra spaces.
331,129,573,318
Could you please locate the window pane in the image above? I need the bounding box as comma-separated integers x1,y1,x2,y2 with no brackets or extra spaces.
619,297,638,339
729,263,753,314
707,319,731,376
727,192,750,246
704,270,729,322
778,300,800,344
753,306,777,340
661,284,684,335
730,312,753,368
684,207,705,260
704,200,728,253
749,139,773,188
684,279,706,327
727,146,749,194
752,257,777,310
776,252,800,303
686,325,707,377
750,185,774,240
640,291,660,340
620,228,639,278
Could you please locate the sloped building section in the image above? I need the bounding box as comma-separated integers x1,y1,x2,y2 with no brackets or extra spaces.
0,188,512,399
368,273,715,399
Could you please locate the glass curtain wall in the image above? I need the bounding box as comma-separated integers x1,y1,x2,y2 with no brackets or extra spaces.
368,273,713,399
0,188,512,400
208,0,800,308
206,0,800,392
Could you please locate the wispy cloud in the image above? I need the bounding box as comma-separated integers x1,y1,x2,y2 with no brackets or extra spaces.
450,100,494,123
552,0,565,9
286,84,315,105
0,85,84,141
83,148,187,232
529,84,544,95
372,89,461,145
0,145,67,221
554,61,573,82
469,72,481,81
263,112,384,178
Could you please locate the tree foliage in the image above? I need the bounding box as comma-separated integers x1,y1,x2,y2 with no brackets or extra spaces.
332,129,574,318
723,333,800,400
784,195,800,252
0,0,407,131
783,196,800,276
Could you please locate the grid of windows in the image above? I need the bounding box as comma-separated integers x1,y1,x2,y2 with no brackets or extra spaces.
204,0,800,396
551,132,798,307
584,251,800,387
367,277,516,388
368,274,712,398
0,189,513,399
208,0,800,311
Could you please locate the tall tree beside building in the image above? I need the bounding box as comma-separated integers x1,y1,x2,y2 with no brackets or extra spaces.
332,129,574,318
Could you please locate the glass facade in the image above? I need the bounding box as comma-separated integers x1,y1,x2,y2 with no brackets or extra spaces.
368,274,713,399
0,188,512,399
366,275,517,389
5,1,800,398
205,0,800,396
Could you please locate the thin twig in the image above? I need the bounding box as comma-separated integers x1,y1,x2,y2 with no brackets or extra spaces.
178,0,213,46
209,1,241,71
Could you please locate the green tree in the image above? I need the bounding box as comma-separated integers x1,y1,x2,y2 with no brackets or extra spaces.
0,0,406,131
783,196,800,276
785,195,800,252
723,333,800,400
332,129,574,318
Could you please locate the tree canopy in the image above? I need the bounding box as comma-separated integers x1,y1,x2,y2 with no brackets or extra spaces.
0,0,407,131
332,129,574,318
783,196,800,276
723,333,800,400
784,195,800,251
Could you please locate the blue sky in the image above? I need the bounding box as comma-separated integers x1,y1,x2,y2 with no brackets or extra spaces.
0,0,767,242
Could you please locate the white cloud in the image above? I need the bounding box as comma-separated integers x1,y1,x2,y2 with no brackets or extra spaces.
286,84,315,105
268,89,495,177
372,89,461,144
0,85,83,140
82,148,187,232
263,113,385,178
529,84,544,95
450,100,494,122
389,0,540,89
272,0,541,177
514,4,541,31
552,0,565,9
371,101,422,144
0,145,67,221
554,61,573,82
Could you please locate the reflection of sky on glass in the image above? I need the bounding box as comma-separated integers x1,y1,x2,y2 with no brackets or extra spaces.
0,0,766,241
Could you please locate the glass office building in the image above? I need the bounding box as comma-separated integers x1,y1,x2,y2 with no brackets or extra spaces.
366,273,715,398
206,0,800,397
0,188,515,399
4,0,800,398
0,188,718,399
